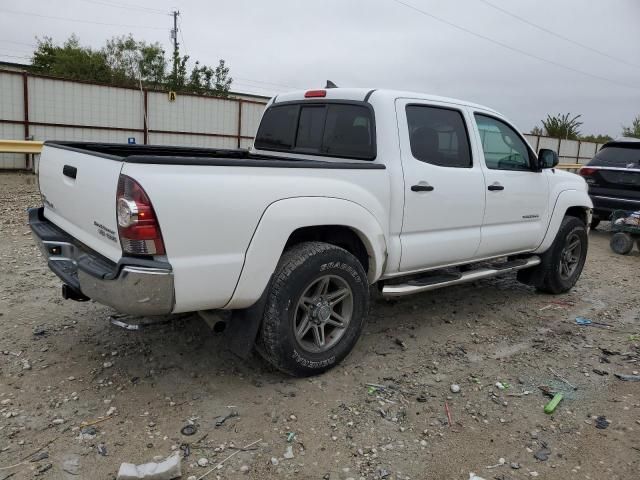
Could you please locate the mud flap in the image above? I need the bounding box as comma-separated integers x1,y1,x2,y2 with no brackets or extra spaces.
226,282,270,359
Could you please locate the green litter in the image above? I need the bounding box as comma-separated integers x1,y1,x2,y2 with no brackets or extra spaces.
544,393,563,414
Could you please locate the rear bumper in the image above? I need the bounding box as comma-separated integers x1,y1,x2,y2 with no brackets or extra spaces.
590,194,640,218
28,207,175,315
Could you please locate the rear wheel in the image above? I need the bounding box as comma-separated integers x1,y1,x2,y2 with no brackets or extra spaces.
610,232,634,255
258,242,369,377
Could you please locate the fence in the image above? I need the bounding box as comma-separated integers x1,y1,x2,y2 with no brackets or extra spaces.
523,134,603,165
1,68,606,170
0,69,269,169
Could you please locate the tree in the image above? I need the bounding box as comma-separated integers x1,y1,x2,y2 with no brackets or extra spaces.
102,35,166,88
30,35,233,97
530,126,543,136
31,35,112,83
541,113,583,140
622,115,640,139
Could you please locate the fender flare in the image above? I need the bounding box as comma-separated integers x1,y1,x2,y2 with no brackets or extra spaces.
534,189,592,253
224,197,388,309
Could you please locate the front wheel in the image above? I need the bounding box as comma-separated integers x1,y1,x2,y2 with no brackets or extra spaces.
257,242,369,377
518,216,588,294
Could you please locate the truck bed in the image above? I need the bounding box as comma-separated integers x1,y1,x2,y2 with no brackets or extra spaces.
45,141,386,169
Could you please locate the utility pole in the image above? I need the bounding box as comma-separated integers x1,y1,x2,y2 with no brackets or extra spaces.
170,10,180,88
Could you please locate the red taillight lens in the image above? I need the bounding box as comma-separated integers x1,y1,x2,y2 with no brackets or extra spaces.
579,167,596,176
304,89,326,98
116,175,165,256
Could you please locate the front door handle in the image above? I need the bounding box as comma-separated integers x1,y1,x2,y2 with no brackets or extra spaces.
488,183,504,191
411,184,434,192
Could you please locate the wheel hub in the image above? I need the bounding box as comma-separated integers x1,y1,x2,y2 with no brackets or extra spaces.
313,301,332,323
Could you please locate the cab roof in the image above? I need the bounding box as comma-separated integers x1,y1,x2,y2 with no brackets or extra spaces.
272,88,499,115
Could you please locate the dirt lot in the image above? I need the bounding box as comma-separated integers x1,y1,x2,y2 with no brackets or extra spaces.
1,171,639,480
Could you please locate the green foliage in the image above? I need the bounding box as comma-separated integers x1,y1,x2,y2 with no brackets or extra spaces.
32,36,112,83
530,126,543,136
541,113,583,140
579,133,613,144
30,35,232,97
622,115,640,139
103,35,166,88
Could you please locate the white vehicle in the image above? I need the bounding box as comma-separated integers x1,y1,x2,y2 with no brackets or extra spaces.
30,87,592,376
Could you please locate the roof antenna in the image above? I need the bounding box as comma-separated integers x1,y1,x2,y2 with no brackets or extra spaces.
325,80,338,89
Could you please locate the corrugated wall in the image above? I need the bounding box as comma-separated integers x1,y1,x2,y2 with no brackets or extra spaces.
0,69,608,169
0,70,268,169
0,71,26,168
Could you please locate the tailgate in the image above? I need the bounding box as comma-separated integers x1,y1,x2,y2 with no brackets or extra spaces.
38,144,124,262
589,168,640,200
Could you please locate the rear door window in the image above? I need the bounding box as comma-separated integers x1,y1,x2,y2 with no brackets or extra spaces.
406,105,472,168
255,103,375,160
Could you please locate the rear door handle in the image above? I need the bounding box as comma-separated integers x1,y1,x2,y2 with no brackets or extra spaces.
411,184,434,192
488,183,504,191
63,165,77,179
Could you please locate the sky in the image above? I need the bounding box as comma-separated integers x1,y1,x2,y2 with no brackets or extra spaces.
1,0,639,136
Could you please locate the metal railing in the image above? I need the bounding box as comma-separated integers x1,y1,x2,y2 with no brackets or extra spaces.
0,139,43,154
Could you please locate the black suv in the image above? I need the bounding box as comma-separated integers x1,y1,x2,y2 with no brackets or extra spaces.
579,139,640,228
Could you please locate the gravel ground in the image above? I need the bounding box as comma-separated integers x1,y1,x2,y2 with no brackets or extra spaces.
1,171,639,480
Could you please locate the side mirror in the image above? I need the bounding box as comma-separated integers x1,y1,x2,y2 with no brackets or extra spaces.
538,148,559,169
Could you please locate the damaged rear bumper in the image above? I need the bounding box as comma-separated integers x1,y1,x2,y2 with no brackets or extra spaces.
28,207,174,316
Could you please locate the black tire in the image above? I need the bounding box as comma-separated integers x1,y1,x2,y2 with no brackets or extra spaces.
590,218,600,230
258,241,369,377
517,216,588,294
610,232,634,255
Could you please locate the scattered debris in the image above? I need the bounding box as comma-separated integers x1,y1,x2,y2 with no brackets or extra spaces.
534,448,551,461
510,462,521,470
62,454,81,475
548,367,577,390
444,401,453,427
595,416,610,429
394,338,407,350
486,457,506,469
450,384,461,393
286,432,295,443
592,369,609,376
575,317,613,328
544,393,563,414
195,438,262,479
197,458,209,467
116,453,181,480
214,411,238,427
468,473,487,480
30,451,49,462
283,445,294,459
181,424,197,436
615,373,640,382
97,444,108,456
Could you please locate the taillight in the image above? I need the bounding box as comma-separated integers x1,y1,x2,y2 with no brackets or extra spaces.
579,167,597,177
304,89,326,98
116,175,165,256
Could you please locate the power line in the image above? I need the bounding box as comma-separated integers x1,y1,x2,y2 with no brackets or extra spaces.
0,39,37,48
74,0,167,15
478,0,640,70
389,0,640,91
0,7,167,30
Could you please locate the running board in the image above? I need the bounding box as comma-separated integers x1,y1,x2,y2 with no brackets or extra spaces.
381,256,541,298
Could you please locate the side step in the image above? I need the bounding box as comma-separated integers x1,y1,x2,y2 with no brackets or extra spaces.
381,256,541,298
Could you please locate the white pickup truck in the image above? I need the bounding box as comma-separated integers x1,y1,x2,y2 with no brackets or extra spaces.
30,87,593,376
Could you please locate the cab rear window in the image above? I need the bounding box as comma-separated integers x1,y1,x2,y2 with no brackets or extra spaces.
254,103,376,160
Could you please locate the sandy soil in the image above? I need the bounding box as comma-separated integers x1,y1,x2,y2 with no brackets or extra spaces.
0,171,639,480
